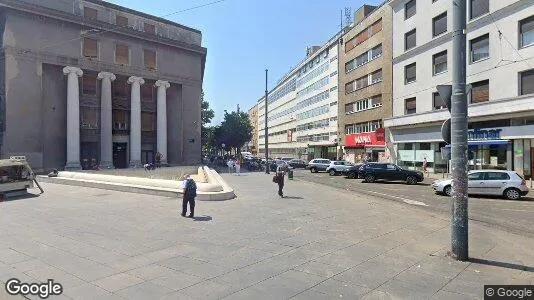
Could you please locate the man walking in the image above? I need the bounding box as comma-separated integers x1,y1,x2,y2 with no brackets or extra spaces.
274,166,285,198
181,174,197,218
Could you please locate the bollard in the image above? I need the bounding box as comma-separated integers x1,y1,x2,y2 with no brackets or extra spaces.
288,168,294,180
530,177,533,189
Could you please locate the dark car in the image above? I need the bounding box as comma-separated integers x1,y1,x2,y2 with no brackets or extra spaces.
288,159,307,168
358,163,424,185
342,163,364,179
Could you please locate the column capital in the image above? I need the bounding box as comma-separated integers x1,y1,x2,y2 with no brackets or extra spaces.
63,66,83,77
127,76,145,85
155,80,170,89
97,72,116,81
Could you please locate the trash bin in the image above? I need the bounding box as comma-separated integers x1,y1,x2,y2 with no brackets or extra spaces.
288,168,294,180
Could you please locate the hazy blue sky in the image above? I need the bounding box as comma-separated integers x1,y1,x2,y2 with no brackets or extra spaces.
108,0,382,124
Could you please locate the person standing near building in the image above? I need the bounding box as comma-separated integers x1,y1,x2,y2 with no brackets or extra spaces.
181,174,197,218
274,166,285,198
422,157,428,176
235,159,241,175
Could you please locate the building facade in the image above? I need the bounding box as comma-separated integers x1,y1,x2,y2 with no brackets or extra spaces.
338,4,393,164
385,0,534,179
0,0,206,171
247,104,259,155
257,32,342,161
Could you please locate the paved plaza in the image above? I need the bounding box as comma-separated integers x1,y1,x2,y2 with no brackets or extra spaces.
1,172,533,299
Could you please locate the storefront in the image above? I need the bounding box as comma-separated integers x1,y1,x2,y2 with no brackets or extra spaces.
389,122,534,178
343,128,387,164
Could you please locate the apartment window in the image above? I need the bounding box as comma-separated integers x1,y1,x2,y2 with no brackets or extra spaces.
470,79,489,103
371,94,382,107
82,74,97,95
83,38,98,58
355,75,369,90
113,77,128,98
141,85,153,102
345,81,355,94
470,0,489,20
405,97,416,114
470,34,489,62
371,44,382,59
116,15,128,27
433,92,445,110
370,69,382,84
520,16,534,48
115,44,129,65
84,7,97,20
433,51,447,75
520,69,534,95
405,63,416,84
433,12,447,37
112,109,129,130
81,107,99,129
144,50,157,69
345,60,355,73
420,143,431,150
405,29,417,51
141,112,155,131
144,23,156,34
405,0,416,20
371,19,382,35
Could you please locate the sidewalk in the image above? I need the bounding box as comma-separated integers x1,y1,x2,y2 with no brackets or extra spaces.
0,173,532,299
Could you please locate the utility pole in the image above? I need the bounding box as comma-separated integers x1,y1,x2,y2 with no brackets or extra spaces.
450,0,468,261
264,69,270,174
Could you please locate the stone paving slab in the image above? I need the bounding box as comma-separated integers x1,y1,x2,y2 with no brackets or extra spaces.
0,172,533,299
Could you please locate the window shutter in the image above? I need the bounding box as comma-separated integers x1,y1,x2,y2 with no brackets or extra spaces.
84,38,98,58
115,44,129,65
372,19,382,35
471,80,489,103
144,23,156,34
116,15,128,27
144,50,156,69
405,98,416,109
84,7,97,20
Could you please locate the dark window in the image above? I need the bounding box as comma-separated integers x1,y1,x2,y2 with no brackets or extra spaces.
470,0,489,20
141,84,153,102
470,79,489,103
112,109,129,130
345,81,355,94
485,172,510,180
405,0,416,20
520,16,534,48
405,29,417,51
520,69,534,95
433,92,445,110
405,63,416,84
115,44,129,65
404,143,413,150
113,77,128,98
141,112,155,131
116,15,128,27
470,34,489,62
144,23,156,34
84,7,97,20
420,143,431,150
83,38,98,58
432,12,447,37
144,50,157,69
433,51,447,75
405,97,416,114
82,74,97,95
468,172,484,180
81,107,99,129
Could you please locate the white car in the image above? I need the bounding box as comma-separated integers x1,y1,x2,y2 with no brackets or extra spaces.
326,161,353,176
432,170,529,200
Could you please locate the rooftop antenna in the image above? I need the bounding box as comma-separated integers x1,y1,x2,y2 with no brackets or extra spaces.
340,9,343,30
344,7,352,28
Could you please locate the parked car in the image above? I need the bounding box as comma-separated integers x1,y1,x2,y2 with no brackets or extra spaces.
432,170,529,200
326,161,354,176
358,163,424,185
288,159,308,169
269,159,291,172
280,157,294,162
342,163,365,179
306,159,332,173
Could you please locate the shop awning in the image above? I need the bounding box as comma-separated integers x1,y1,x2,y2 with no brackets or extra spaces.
445,140,509,147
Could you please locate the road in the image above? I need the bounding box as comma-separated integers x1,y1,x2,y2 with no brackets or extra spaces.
291,169,534,238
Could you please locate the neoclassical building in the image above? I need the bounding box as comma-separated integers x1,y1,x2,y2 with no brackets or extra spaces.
0,0,206,171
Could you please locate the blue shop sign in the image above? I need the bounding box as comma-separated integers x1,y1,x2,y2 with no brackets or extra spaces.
468,128,502,140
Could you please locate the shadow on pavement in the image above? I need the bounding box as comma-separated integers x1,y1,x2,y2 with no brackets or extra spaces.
469,258,534,272
283,196,304,199
361,181,431,187
0,193,41,203
193,215,213,222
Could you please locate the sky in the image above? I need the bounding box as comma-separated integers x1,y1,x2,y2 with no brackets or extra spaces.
107,0,383,124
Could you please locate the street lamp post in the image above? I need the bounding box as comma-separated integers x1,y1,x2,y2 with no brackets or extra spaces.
265,69,270,174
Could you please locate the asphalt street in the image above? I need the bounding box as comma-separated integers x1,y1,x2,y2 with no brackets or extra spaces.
291,169,534,238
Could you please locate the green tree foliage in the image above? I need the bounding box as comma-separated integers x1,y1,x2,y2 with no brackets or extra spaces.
215,110,253,153
200,91,215,152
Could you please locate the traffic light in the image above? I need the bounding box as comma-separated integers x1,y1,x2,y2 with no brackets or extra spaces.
437,85,452,144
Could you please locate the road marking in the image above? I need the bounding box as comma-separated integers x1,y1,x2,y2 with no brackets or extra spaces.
363,190,429,207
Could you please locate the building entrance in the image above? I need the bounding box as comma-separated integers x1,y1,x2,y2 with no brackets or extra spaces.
113,143,128,169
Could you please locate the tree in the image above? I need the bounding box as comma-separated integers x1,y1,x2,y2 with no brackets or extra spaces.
216,110,253,154
200,91,215,153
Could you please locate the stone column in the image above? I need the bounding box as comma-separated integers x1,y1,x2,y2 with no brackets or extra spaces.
155,80,170,166
127,76,145,167
63,66,83,170
97,72,116,169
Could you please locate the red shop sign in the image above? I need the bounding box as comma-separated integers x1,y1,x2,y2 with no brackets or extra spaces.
344,128,385,147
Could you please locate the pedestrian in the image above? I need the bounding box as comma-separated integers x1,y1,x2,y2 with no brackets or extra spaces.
227,158,234,174
181,174,197,218
235,159,241,175
422,157,428,175
273,166,285,198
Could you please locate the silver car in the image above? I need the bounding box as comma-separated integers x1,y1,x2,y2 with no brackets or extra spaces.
432,170,529,200
326,161,353,176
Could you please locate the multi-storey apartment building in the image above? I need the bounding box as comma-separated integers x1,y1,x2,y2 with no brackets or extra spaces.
385,0,534,178
258,32,342,161
0,0,206,171
338,3,393,164
247,104,259,155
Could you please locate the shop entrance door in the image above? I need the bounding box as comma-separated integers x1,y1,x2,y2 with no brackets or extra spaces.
113,143,128,169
